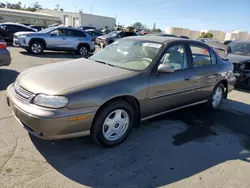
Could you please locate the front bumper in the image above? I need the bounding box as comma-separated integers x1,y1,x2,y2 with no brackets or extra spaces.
13,38,19,46
6,84,96,140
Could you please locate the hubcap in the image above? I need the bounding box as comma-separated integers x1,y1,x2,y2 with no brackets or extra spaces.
31,43,42,54
102,109,129,141
79,47,88,56
212,87,223,108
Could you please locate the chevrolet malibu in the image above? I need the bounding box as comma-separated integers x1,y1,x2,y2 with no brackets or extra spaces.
6,36,236,147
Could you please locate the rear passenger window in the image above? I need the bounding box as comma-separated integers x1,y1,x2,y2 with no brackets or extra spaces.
190,45,215,67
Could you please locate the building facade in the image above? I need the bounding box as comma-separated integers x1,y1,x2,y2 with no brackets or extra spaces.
36,9,116,29
0,8,60,26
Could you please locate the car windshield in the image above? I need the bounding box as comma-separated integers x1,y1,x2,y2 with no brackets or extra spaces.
228,42,250,56
107,31,120,37
89,39,162,71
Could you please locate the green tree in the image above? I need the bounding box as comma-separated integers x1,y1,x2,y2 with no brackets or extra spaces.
26,1,42,12
132,22,144,30
199,32,214,39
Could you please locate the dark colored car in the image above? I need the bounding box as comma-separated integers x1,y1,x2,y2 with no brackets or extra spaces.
179,35,189,39
6,36,235,147
85,29,103,43
29,25,44,31
96,31,137,48
160,34,178,38
0,23,36,42
227,41,250,88
78,26,96,31
0,39,11,67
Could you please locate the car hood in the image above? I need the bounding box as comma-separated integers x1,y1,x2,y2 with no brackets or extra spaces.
16,58,135,95
97,35,114,40
227,53,250,63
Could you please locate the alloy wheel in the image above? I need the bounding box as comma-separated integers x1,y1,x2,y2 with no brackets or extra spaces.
212,87,223,108
79,46,88,56
31,43,42,54
102,109,130,141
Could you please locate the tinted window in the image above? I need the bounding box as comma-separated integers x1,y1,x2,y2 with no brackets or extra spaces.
125,32,136,37
161,44,188,70
190,45,214,67
7,25,33,32
71,30,86,37
228,42,250,56
50,29,66,36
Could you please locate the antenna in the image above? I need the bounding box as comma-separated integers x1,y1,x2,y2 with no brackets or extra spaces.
90,6,92,14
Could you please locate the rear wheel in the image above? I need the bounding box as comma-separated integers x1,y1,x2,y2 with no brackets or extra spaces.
77,45,89,56
208,83,225,109
91,100,135,147
29,41,44,54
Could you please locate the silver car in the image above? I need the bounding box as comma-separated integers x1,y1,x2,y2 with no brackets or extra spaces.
17,27,95,56
6,36,235,147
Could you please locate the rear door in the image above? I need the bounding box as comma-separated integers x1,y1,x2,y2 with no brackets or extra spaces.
46,29,67,49
147,42,200,116
65,29,87,50
187,42,219,101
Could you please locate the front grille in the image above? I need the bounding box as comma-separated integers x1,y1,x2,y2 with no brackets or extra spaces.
14,82,34,103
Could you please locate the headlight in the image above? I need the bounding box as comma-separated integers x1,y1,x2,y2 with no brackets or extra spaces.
33,94,69,108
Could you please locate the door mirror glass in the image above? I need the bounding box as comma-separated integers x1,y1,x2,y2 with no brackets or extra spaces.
157,64,175,73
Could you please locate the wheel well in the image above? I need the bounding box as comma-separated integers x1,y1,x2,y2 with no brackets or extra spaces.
78,43,90,50
29,38,46,48
218,80,228,98
92,96,141,128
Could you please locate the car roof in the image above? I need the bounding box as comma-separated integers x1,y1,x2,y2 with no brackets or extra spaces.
125,36,188,44
230,40,250,44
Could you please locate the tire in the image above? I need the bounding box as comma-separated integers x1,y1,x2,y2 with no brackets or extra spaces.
91,100,135,147
77,45,89,56
207,83,225,109
29,41,44,54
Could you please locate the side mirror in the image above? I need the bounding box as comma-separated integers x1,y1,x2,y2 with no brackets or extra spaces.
157,64,175,73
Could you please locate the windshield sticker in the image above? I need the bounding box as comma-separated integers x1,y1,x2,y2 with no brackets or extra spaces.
143,43,162,48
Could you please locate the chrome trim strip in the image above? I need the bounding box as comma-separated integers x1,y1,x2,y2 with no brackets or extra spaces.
141,100,208,121
149,85,213,100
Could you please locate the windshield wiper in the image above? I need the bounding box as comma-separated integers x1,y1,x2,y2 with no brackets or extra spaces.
93,60,115,67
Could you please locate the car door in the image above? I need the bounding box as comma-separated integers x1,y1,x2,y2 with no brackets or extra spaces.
147,42,200,117
187,42,219,101
46,29,68,49
64,29,87,50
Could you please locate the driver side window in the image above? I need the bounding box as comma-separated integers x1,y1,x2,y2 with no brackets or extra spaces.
50,29,66,36
160,44,188,70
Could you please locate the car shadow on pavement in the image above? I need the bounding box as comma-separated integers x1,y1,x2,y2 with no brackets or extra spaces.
30,100,250,188
0,69,19,91
19,51,94,59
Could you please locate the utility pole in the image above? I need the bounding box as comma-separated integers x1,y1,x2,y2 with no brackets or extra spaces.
90,6,92,14
55,4,59,10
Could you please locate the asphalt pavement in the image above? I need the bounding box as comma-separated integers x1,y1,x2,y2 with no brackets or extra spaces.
1,47,250,188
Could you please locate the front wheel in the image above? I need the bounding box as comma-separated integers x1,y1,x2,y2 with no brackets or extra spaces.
91,100,135,147
77,45,89,56
29,41,44,54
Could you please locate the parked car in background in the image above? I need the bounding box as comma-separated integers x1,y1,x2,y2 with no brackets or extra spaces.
17,27,95,56
96,30,137,48
85,29,103,43
224,40,232,45
0,23,36,43
179,35,189,39
227,41,250,88
78,26,96,31
0,39,11,67
6,36,235,147
28,25,44,31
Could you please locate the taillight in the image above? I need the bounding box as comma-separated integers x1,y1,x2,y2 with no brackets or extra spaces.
0,41,7,49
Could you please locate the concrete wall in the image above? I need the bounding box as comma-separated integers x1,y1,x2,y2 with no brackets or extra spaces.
37,9,116,29
200,30,225,40
165,27,190,37
0,8,60,26
190,30,200,39
232,30,248,40
225,32,238,41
